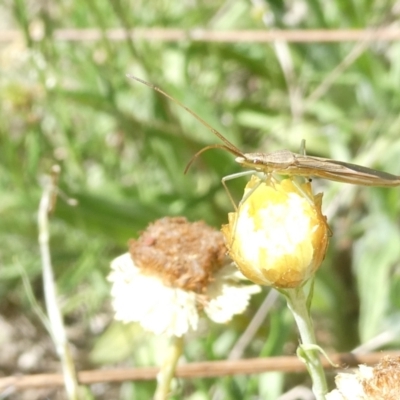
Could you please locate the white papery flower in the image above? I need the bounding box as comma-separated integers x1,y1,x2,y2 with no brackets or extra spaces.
326,357,400,400
108,217,260,337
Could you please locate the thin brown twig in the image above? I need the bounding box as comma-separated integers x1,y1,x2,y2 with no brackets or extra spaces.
1,351,400,391
2,28,400,43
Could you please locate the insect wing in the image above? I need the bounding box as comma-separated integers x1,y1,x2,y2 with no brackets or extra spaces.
292,155,400,187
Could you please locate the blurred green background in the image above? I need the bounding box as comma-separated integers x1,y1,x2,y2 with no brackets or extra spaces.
1,0,400,399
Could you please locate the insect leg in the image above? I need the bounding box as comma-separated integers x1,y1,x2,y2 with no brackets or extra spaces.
299,139,307,155
290,178,315,204
222,170,265,248
290,178,331,239
221,170,255,210
295,139,315,186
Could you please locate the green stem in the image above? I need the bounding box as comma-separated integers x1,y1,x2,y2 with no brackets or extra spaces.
283,286,328,400
154,335,184,400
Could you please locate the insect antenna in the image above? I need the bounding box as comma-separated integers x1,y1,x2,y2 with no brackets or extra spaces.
127,74,244,168
184,143,243,174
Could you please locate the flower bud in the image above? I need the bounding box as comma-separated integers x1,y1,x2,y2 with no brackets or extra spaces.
222,176,329,288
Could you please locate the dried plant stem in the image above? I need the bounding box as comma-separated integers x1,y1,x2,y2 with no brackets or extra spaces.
1,350,400,390
38,167,81,400
154,336,184,400
2,28,400,43
283,286,328,400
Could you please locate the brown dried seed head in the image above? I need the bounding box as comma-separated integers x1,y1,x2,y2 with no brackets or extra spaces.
363,356,400,399
129,217,227,293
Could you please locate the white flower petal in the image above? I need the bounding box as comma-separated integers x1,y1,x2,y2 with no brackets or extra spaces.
326,366,373,400
326,372,365,400
109,254,261,335
204,265,261,323
108,254,199,337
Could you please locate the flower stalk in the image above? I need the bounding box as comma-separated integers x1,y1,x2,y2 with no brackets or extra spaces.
154,336,184,400
283,285,328,399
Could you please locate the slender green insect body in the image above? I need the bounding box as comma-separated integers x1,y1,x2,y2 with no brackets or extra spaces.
128,74,400,187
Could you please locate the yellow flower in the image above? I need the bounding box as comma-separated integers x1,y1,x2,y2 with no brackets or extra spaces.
222,176,329,288
108,217,260,337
